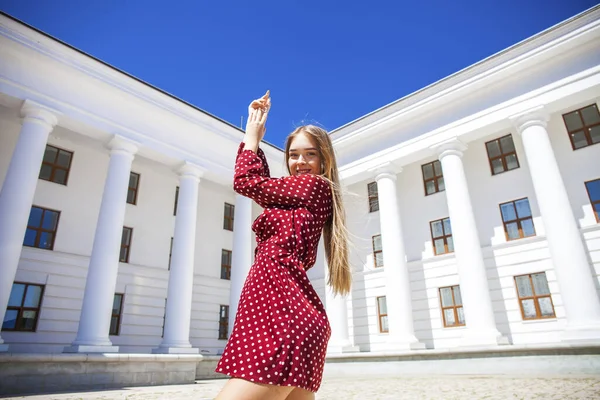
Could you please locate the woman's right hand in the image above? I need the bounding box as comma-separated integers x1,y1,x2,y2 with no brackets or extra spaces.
245,90,271,143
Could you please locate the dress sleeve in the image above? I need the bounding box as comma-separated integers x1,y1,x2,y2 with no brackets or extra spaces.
234,142,330,208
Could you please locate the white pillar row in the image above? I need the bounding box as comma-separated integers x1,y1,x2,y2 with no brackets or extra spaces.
154,162,204,354
511,107,600,342
228,194,253,336
0,101,59,352
372,163,425,350
64,135,139,353
434,139,509,347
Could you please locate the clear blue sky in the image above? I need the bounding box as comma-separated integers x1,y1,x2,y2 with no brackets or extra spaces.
0,0,597,148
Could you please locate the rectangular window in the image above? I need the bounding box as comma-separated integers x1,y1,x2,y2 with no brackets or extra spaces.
2,282,44,332
485,134,520,175
221,249,232,280
422,160,445,196
585,179,600,223
515,273,555,320
168,237,173,270
161,298,167,338
173,186,179,216
127,172,140,205
377,296,388,333
219,305,229,340
39,145,73,185
223,203,235,231
562,104,600,150
109,293,124,335
439,286,465,327
24,206,60,250
372,234,383,268
367,182,379,212
499,198,536,241
430,217,454,255
120,227,133,263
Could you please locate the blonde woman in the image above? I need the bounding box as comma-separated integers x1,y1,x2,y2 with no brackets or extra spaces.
215,91,351,400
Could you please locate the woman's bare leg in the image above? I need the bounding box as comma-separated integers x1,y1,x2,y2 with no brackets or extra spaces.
285,387,316,400
215,378,294,400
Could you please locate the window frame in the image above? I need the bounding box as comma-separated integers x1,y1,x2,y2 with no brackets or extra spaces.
1,282,45,332
367,182,379,213
421,160,444,196
24,206,61,250
109,293,124,336
376,296,388,333
585,178,600,223
219,305,229,340
221,249,232,280
430,217,454,256
173,186,179,216
372,234,383,268
439,285,465,328
514,273,556,321
223,203,235,231
39,144,73,186
120,227,133,263
485,134,520,175
168,237,173,270
127,172,140,205
499,198,536,241
562,104,600,150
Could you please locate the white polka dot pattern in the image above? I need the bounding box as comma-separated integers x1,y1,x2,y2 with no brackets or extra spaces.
215,143,333,393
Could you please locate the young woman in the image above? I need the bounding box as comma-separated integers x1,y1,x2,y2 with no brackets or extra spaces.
215,91,351,400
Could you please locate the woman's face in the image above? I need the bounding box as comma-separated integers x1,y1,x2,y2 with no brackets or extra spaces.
288,132,322,176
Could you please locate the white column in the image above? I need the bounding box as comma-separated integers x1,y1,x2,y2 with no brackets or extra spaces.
64,135,138,353
0,101,59,352
373,163,425,350
228,194,253,336
512,107,600,342
435,139,508,347
325,267,358,354
154,162,204,353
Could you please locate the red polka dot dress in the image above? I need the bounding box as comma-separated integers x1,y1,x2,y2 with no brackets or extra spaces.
216,143,333,392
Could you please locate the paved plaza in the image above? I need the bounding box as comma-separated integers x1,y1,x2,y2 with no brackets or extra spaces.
3,375,600,400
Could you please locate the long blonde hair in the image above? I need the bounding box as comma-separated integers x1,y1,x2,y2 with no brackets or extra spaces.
285,125,351,296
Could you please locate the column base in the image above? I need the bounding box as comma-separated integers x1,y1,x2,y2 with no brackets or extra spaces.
63,345,119,353
327,343,360,354
459,329,510,347
0,343,8,352
386,335,426,351
152,346,200,354
561,323,600,343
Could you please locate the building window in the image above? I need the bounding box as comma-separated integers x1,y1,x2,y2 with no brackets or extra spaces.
585,179,600,223
499,198,535,241
562,104,600,150
439,285,465,327
372,234,383,268
223,203,235,231
168,237,173,270
377,296,388,333
2,282,44,332
24,206,60,250
120,227,133,263
515,273,555,320
367,182,379,212
173,186,179,216
430,217,454,255
161,298,167,338
39,145,73,185
127,172,140,205
485,134,519,175
422,160,445,196
221,249,232,280
109,293,124,335
219,305,229,340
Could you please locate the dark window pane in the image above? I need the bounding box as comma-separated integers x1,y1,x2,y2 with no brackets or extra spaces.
505,154,519,170
453,287,462,306
433,161,442,177
588,180,600,201
500,203,517,221
443,218,452,234
515,199,532,218
521,219,536,237
581,105,600,125
431,221,443,238
500,135,516,153
122,228,131,245
38,232,53,249
434,239,446,254
491,158,504,175
486,141,501,158
113,295,122,314
129,173,139,188
367,182,378,196
425,180,436,195
375,253,384,267
24,285,42,307
437,177,445,192
515,276,533,297
531,273,550,295
380,315,389,332
440,287,453,307
457,307,465,324
43,146,58,163
39,164,52,180
505,222,520,240
444,309,456,326
594,203,600,217
422,164,434,180
538,297,555,317
521,299,537,319
373,235,382,251
21,310,37,331
56,151,71,168
127,189,136,204
120,247,128,262
377,297,387,314
8,284,25,307
110,316,119,335
24,229,37,247
54,169,67,185
369,198,379,212
28,207,43,227
571,131,588,149
446,236,454,252
590,126,600,144
563,112,583,131
42,210,59,230
2,309,18,329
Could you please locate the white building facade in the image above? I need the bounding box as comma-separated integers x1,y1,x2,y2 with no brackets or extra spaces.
1,7,600,357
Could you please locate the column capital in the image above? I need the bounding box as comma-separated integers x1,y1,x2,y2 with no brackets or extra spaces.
369,161,402,181
431,138,467,160
107,135,139,156
20,100,60,130
509,105,550,134
177,162,206,180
